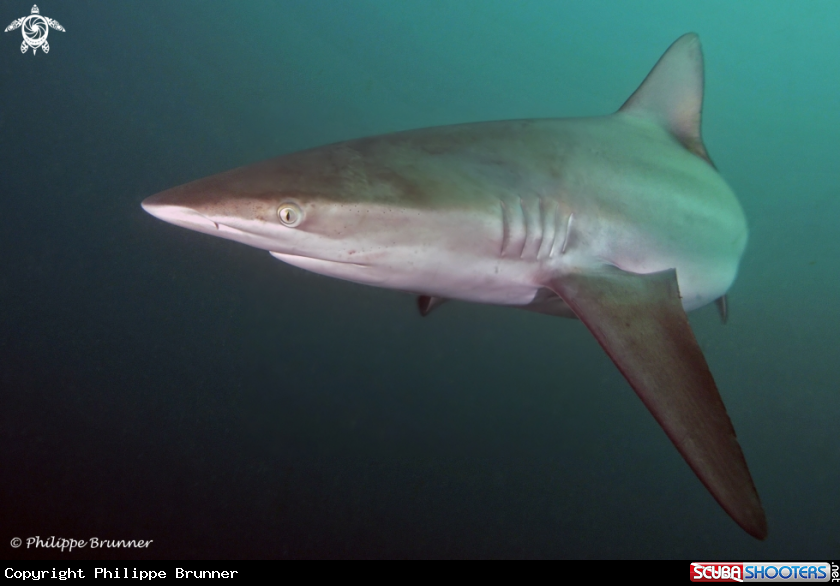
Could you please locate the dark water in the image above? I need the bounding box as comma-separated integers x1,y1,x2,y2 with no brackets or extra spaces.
2,0,839,559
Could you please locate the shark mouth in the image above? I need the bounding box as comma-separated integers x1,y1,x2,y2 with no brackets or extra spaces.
269,251,368,268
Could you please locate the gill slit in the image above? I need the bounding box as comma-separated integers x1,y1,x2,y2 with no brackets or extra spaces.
561,212,574,254
548,205,562,258
536,196,551,260
499,200,510,257
518,196,529,259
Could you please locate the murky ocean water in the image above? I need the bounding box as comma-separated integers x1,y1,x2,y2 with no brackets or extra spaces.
2,0,838,558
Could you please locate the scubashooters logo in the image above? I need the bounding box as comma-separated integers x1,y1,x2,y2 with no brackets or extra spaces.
691,562,836,582
4,5,64,54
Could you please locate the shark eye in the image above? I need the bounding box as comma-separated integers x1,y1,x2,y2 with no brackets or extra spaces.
277,202,303,227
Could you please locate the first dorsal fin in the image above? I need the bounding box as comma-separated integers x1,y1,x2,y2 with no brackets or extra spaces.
619,33,714,167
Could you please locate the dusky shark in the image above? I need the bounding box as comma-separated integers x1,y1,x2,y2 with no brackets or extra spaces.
142,34,767,539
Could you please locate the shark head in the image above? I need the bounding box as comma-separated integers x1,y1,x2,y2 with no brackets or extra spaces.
140,149,406,283
142,128,554,304
142,34,766,540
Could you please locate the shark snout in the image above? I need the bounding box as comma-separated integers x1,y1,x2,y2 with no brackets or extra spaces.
141,188,282,251
141,191,224,234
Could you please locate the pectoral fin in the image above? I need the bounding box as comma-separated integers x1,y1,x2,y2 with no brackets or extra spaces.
547,266,767,539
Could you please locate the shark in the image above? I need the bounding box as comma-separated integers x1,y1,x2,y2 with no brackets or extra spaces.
142,34,767,539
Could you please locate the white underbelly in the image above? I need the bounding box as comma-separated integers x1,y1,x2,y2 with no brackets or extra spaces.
270,250,542,306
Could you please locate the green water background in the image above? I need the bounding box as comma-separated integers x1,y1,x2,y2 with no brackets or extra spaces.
1,0,838,558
